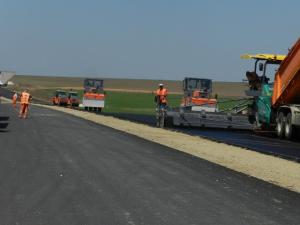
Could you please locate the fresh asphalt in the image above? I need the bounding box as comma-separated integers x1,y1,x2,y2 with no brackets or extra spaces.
0,103,300,225
104,113,300,162
1,87,300,162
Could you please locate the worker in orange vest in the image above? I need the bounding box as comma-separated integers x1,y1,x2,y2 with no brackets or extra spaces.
12,91,18,108
155,83,168,108
19,89,32,119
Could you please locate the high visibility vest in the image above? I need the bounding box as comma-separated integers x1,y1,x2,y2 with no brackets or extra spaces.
20,92,30,104
156,88,168,104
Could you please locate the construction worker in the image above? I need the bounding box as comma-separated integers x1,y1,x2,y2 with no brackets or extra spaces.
155,83,168,127
12,91,18,108
19,89,32,119
155,83,168,108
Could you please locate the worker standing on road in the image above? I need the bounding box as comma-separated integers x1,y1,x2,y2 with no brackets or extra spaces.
19,89,32,119
12,91,18,108
155,83,168,108
155,83,168,127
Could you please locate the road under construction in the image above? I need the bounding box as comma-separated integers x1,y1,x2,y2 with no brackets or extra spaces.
1,86,300,162
1,38,300,224
0,101,300,224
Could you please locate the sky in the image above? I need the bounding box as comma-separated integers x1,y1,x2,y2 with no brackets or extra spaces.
0,0,299,81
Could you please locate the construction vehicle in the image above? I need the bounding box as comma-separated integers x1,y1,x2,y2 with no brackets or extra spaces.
0,71,15,130
164,77,252,129
82,78,105,112
0,71,15,86
243,38,300,139
52,90,69,106
68,91,80,107
181,77,217,112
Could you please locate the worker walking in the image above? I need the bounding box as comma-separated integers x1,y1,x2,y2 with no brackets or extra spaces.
12,91,18,108
19,89,32,119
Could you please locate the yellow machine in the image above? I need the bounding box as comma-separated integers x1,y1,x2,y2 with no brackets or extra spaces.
242,38,300,139
241,54,286,61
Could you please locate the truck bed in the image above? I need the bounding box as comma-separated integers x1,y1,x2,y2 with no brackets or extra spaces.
272,38,300,107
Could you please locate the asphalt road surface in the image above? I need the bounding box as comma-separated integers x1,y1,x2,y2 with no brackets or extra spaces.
2,87,300,162
0,103,300,225
105,113,300,162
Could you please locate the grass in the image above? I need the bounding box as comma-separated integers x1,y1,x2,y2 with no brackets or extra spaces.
104,91,182,115
10,75,249,115
103,92,249,115
20,88,249,115
26,88,182,115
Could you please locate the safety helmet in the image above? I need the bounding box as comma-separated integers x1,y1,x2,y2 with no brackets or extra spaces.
158,83,164,87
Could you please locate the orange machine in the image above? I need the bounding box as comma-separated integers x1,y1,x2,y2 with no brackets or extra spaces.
52,90,69,106
188,90,217,106
272,38,300,107
181,77,217,112
83,90,105,101
82,79,105,112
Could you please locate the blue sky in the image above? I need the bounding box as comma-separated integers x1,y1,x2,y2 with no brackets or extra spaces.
0,0,299,81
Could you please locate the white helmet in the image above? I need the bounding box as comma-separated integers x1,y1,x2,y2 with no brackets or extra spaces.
158,83,164,87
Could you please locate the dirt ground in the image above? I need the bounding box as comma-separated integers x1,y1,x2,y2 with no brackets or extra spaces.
39,104,300,193
12,75,247,97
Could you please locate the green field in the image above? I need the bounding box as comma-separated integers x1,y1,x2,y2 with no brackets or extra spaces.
104,91,182,114
28,88,182,115
10,75,249,115
103,92,248,115
25,88,248,115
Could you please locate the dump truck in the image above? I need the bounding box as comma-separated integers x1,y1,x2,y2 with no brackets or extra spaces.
243,38,300,139
82,78,105,112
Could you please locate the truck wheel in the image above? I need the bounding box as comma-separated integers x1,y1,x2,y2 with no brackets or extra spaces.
285,113,294,139
276,112,285,138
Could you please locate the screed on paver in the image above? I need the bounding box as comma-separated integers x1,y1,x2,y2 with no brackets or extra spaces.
35,104,300,193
